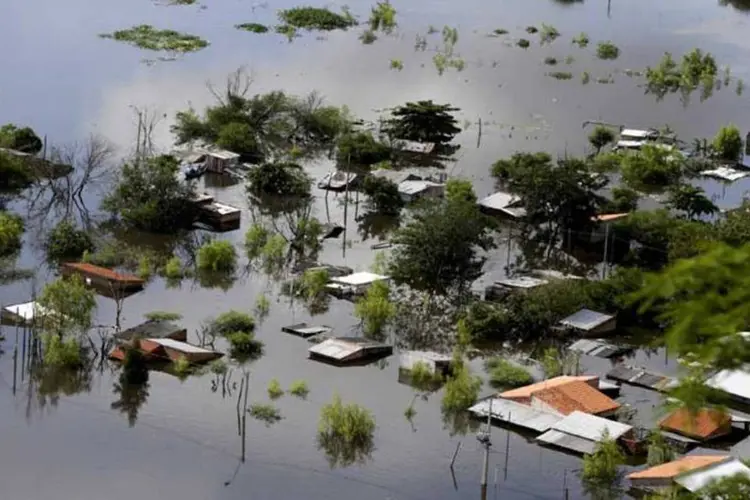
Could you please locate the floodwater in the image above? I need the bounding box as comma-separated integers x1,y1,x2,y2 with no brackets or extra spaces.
2,0,750,498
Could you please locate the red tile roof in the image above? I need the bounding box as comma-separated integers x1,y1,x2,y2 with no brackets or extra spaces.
532,380,620,416
500,376,598,403
627,456,728,480
62,262,144,286
659,408,732,440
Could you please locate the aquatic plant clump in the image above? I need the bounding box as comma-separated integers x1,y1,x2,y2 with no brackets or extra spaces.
369,2,397,34
517,38,530,49
645,49,719,101
249,403,283,426
267,378,284,399
318,394,375,446
278,6,357,31
485,358,533,388
548,71,573,80
572,32,589,48
288,379,310,398
544,57,558,66
539,23,560,44
99,25,209,53
596,41,620,60
236,23,269,33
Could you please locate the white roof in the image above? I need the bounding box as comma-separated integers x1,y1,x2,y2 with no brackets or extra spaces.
3,301,55,321
331,272,389,286
147,338,215,354
398,180,444,196
549,411,632,441
308,338,372,360
560,309,614,331
537,430,598,454
620,129,653,138
707,369,750,401
470,398,563,433
701,166,749,182
675,457,750,492
210,202,240,215
495,276,548,289
208,150,240,160
394,140,435,154
478,191,520,210
616,140,646,149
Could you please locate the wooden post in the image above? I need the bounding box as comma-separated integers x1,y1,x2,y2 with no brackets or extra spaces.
503,412,511,480
601,222,610,279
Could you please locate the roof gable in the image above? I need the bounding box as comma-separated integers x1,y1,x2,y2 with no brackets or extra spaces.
659,408,731,440
532,380,620,415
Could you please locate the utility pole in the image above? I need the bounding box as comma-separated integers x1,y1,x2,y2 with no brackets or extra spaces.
601,222,610,279
478,400,493,498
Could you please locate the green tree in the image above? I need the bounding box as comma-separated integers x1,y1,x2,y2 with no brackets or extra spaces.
646,431,675,466
382,100,461,146
336,131,391,166
667,184,718,219
0,150,33,192
37,275,97,342
0,124,43,154
361,176,404,215
606,186,639,213
712,124,744,162
45,220,94,261
102,155,196,233
390,198,494,295
197,240,237,272
215,122,258,154
589,126,616,154
441,361,482,412
485,358,533,388
620,145,683,193
317,394,375,468
0,211,24,257
354,280,395,338
246,162,311,197
445,178,477,204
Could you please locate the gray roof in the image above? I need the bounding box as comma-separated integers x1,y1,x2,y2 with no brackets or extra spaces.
478,192,518,210
371,170,422,185
675,457,749,492
569,339,630,358
308,337,390,361
548,411,632,441
281,323,332,337
495,276,548,289
537,429,597,454
469,398,563,433
115,320,185,341
560,309,614,331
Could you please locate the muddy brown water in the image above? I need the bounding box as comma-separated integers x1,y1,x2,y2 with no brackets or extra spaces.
2,0,750,498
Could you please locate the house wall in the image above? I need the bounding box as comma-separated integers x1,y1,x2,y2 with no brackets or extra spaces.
590,318,618,336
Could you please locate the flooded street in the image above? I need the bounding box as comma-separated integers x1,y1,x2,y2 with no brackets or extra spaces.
2,0,750,498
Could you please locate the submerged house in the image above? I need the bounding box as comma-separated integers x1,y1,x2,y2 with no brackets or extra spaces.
628,455,750,493
397,180,445,203
536,411,634,455
707,367,750,405
477,191,526,219
558,309,617,336
204,150,240,174
659,408,732,442
399,350,452,376
113,319,187,343
308,337,393,365
484,276,548,301
61,262,145,294
1,301,63,327
325,272,390,297
110,338,222,365
197,201,241,230
500,376,620,417
568,338,632,359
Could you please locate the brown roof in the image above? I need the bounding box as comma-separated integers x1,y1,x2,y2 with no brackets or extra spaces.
627,455,729,480
62,262,144,285
659,408,732,440
592,213,630,223
500,376,598,401
532,380,620,416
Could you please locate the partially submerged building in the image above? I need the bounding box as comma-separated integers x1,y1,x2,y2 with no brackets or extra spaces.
281,323,332,338
196,201,241,231
558,309,617,336
477,191,526,219
469,397,564,433
659,408,732,442
308,337,393,365
399,350,452,376
61,262,145,295
484,276,548,301
204,150,240,174
1,301,61,327
325,272,390,297
110,338,222,365
627,455,749,493
707,368,750,405
536,410,634,455
397,180,445,203
500,376,620,417
568,338,632,359
114,319,187,343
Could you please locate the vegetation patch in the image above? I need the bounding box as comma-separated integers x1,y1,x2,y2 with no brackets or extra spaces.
318,394,375,463
267,378,284,399
539,23,560,44
485,358,534,388
390,59,404,71
517,38,530,49
197,240,237,273
172,356,192,378
0,211,25,257
275,24,298,41
249,403,283,426
288,379,310,398
525,26,538,34
492,28,508,36
572,32,589,48
235,23,269,33
544,57,558,66
359,30,377,44
144,311,182,322
596,41,620,60
278,6,357,31
645,49,719,101
99,25,209,53
441,362,482,411
369,2,397,34
354,280,395,338
547,71,573,80
581,71,590,84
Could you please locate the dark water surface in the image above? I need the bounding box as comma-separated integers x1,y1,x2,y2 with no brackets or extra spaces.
3,1,750,498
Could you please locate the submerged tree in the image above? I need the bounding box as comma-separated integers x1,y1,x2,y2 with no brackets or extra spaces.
666,184,718,220
581,430,625,498
102,155,196,233
317,394,376,468
246,162,312,197
382,100,461,147
0,211,24,257
588,126,616,154
712,124,744,163
390,197,494,296
361,176,404,215
45,219,95,261
354,280,395,339
0,123,43,153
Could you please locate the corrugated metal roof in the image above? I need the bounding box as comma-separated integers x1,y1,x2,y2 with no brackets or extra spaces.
308,338,363,361
549,411,632,441
115,320,184,341
707,369,750,402
370,170,422,185
331,272,389,286
701,167,749,182
560,309,614,331
469,398,563,433
398,180,444,196
620,129,654,138
675,457,750,492
208,150,240,159
478,192,520,210
569,339,629,358
148,338,215,354
394,140,435,154
616,140,646,149
495,276,548,289
536,430,597,454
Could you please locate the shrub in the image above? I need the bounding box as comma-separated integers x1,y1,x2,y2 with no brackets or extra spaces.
289,379,310,398
526,26,538,34
137,254,153,280
267,378,284,399
361,176,404,215
485,358,534,388
197,240,236,272
249,403,283,426
539,24,560,44
143,311,182,322
278,7,357,31
582,430,624,485
42,333,83,368
212,310,256,335
318,394,375,444
409,360,443,391
572,32,589,48
162,255,183,279
548,71,573,80
235,23,269,33
544,57,558,66
337,131,391,166
0,211,24,257
359,30,377,44
596,41,620,60
172,356,191,378
354,280,395,337
441,363,482,412
713,124,743,162
45,220,94,261
254,293,271,318
245,223,270,260
226,331,263,361
517,38,530,49
246,162,311,197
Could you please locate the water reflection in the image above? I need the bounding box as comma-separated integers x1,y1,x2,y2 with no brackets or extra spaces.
720,0,750,12
442,408,480,437
111,380,151,427
30,363,93,411
317,430,375,469
356,212,400,242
